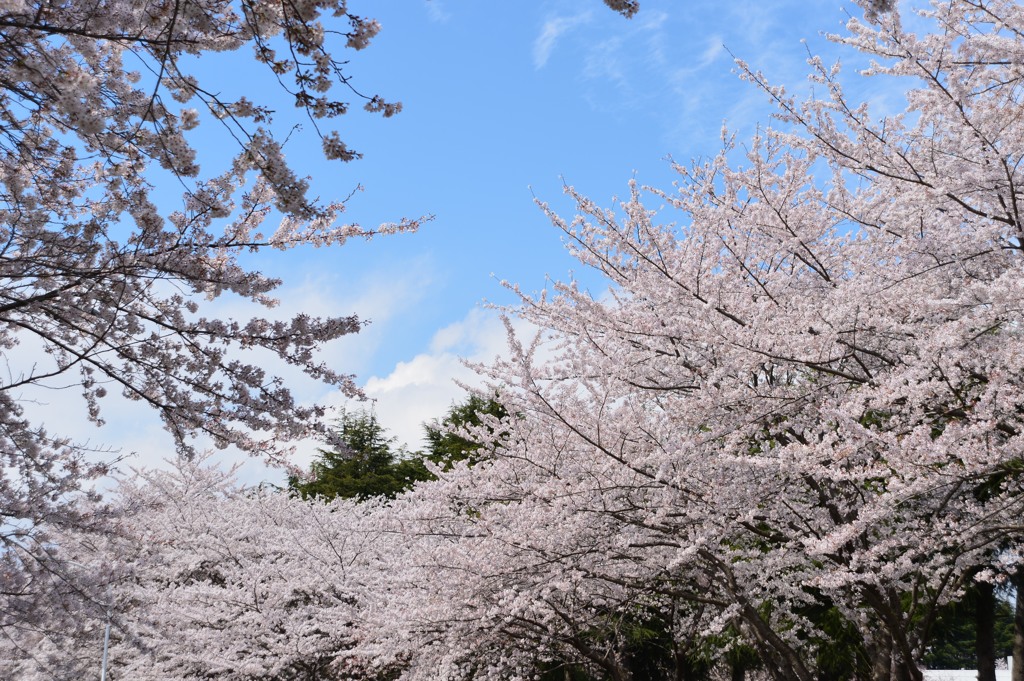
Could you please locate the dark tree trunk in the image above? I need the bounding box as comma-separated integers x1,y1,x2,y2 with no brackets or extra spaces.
730,663,745,681
977,581,997,681
868,632,892,681
893,654,925,681
860,586,923,681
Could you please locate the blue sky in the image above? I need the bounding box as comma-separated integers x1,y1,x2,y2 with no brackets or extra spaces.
23,0,902,483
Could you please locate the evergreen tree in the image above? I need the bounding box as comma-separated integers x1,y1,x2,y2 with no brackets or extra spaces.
923,588,1015,671
290,410,432,502
292,396,508,502
424,395,508,469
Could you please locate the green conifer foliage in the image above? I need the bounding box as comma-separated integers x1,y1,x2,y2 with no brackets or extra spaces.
290,410,432,501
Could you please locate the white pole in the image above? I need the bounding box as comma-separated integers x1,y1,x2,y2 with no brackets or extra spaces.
100,616,110,681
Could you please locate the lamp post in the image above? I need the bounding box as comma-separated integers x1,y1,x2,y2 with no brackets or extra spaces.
100,609,110,681
64,559,113,681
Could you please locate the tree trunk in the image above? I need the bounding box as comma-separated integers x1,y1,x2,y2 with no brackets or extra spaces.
1012,569,1023,681
730,663,746,681
892,644,925,681
860,585,923,681
606,655,634,681
737,602,815,681
868,631,892,681
977,581,997,681
893,655,923,681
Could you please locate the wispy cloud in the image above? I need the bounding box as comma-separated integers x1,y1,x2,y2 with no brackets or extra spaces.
533,12,591,69
636,9,671,64
572,9,683,113
697,36,725,69
424,0,450,23
583,36,627,88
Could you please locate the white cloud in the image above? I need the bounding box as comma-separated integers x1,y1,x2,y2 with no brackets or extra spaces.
583,36,628,88
361,307,513,451
331,306,550,454
576,9,674,111
533,13,591,69
424,0,449,23
226,257,435,371
697,36,725,69
220,307,523,485
636,9,671,64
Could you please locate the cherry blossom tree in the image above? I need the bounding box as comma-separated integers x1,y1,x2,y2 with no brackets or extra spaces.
0,0,424,664
1,455,403,681
376,0,1024,678
108,460,397,681
104,1,1015,678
